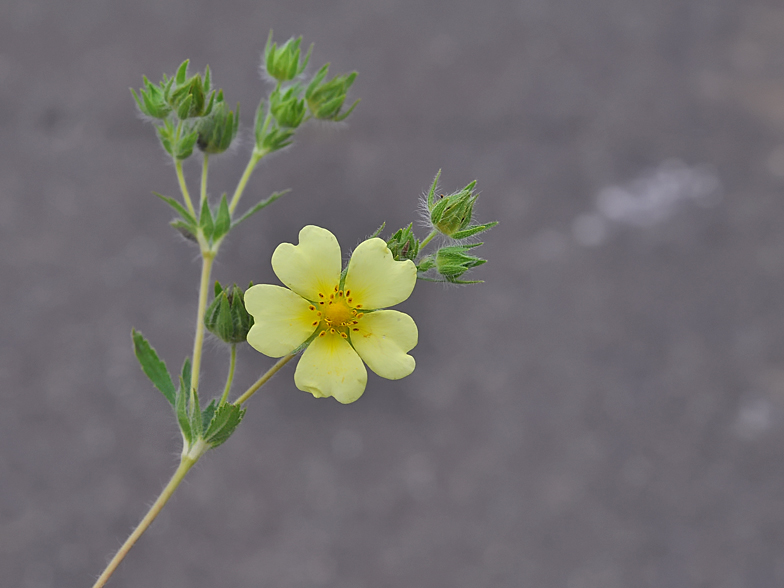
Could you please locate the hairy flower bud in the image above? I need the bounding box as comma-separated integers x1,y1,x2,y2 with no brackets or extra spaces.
264,31,312,82
204,283,254,344
305,64,359,122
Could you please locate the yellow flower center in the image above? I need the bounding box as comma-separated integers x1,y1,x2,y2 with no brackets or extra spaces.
307,286,365,339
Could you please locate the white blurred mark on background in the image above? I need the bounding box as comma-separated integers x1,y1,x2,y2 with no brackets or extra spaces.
595,160,721,229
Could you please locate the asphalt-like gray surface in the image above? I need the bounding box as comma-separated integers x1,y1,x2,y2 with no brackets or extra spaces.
3,1,784,587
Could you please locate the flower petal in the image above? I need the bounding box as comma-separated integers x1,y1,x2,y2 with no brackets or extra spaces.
351,310,417,379
344,238,417,309
245,284,317,357
271,225,342,301
294,333,367,403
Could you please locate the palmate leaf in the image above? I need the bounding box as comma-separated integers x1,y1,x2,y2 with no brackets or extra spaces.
132,329,176,406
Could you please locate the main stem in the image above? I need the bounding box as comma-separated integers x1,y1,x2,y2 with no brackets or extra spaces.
91,454,199,588
190,252,215,400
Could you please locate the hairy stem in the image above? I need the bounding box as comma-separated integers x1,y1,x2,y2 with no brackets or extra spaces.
234,354,295,406
190,252,215,401
419,229,438,250
91,452,201,588
175,159,196,218
200,154,209,209
219,344,237,405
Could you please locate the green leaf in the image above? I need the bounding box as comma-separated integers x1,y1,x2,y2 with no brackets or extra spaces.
368,222,386,239
132,329,176,406
170,219,198,242
199,193,214,239
189,387,203,439
201,399,217,433
181,357,192,397
175,383,192,445
212,193,231,241
153,192,197,225
203,403,246,448
231,189,290,228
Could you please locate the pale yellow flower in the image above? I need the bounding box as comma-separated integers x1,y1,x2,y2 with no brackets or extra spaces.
245,225,418,403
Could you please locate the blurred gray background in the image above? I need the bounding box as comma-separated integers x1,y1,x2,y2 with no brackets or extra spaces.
3,0,784,586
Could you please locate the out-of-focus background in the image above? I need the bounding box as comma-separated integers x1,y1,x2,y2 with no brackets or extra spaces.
3,0,784,586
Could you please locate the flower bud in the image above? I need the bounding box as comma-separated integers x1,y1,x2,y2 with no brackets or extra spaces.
434,244,486,283
197,100,240,154
305,64,359,121
204,283,254,344
270,85,306,128
386,223,420,262
428,180,478,236
264,31,312,82
131,75,172,119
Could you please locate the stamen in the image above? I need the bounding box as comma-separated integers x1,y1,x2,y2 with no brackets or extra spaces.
352,328,359,332
308,305,315,311
311,321,318,326
318,293,325,298
319,330,326,337
355,313,364,319
340,332,348,338
345,290,351,297
330,328,336,334
334,285,338,291
355,304,363,308
347,298,353,303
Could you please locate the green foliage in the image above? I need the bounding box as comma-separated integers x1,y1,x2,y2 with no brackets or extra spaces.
197,101,240,154
204,282,254,344
264,31,312,82
270,85,306,128
433,243,487,283
132,329,176,406
386,223,420,262
305,64,359,121
203,403,246,448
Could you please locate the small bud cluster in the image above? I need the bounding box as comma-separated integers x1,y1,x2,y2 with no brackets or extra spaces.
132,60,239,159
253,31,359,154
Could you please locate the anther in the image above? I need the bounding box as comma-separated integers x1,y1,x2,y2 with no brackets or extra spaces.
340,332,348,338
352,328,359,332
319,330,326,337
308,305,316,311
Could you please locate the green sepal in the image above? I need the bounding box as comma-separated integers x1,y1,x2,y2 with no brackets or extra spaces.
450,221,499,240
171,219,198,242
368,222,385,239
231,189,290,229
175,129,198,160
175,60,189,85
199,194,214,239
212,193,231,241
426,169,442,210
203,403,246,448
386,223,420,261
132,329,176,406
176,94,193,120
153,192,197,225
305,64,359,121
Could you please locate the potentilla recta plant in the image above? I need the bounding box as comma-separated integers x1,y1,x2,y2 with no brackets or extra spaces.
91,31,496,588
